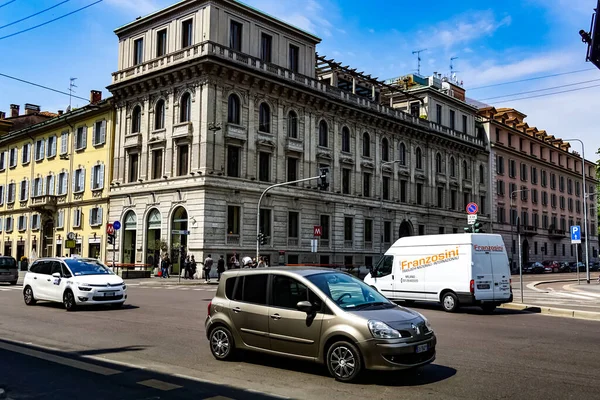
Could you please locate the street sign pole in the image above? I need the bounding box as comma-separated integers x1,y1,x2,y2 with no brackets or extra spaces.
113,232,116,274
518,230,523,303
576,244,580,285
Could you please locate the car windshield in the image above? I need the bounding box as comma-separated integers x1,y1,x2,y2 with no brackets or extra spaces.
306,271,393,310
0,258,16,268
65,259,113,276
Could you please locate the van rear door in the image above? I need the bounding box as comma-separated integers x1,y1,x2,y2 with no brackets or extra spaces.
472,250,494,301
490,252,511,302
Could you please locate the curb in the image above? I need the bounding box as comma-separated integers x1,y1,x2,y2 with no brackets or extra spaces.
136,281,218,287
499,302,600,321
527,278,579,293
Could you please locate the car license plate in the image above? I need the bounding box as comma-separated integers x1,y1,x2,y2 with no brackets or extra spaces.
104,292,116,297
416,344,428,353
0,272,9,275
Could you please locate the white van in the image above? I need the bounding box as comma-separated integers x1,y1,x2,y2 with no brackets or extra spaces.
364,233,513,313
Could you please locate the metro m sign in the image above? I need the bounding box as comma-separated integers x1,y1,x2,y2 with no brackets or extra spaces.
314,225,322,237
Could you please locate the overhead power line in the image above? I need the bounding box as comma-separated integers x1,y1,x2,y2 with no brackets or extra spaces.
0,0,103,41
467,68,597,90
0,0,17,9
492,83,600,104
0,72,89,102
0,1,70,31
479,78,600,101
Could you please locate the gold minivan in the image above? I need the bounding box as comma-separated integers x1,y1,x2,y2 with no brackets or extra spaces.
205,267,436,382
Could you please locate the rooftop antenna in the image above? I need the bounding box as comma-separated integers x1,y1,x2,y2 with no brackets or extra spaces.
68,77,77,109
450,57,459,82
412,49,427,75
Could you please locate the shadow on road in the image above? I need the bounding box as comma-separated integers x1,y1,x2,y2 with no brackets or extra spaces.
73,345,149,356
397,301,541,316
32,301,140,312
0,339,284,400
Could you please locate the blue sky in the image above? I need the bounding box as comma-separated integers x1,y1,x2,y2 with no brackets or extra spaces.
0,0,599,161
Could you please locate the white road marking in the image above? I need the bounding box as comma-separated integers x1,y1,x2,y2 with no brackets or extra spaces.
137,378,182,391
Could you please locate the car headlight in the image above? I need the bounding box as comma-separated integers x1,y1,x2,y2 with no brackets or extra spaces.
415,312,433,331
368,320,402,339
122,285,127,290
78,286,92,291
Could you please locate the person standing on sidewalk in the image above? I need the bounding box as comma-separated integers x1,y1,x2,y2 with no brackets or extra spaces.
190,255,197,280
203,254,214,283
217,255,225,282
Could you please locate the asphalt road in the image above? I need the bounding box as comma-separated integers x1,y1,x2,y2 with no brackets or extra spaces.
1,283,599,400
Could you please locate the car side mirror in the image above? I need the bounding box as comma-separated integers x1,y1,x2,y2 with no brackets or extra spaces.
296,301,313,313
52,272,61,278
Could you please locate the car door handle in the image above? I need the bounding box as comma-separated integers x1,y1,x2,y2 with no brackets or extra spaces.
47,279,51,282
270,314,281,320
232,307,242,313
33,277,37,280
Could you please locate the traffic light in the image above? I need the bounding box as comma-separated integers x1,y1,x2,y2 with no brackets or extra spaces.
258,232,267,246
318,167,330,190
473,222,483,233
107,234,114,245
464,226,472,233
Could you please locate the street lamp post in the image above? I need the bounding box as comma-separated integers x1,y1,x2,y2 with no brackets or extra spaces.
380,160,402,257
559,139,590,284
511,188,530,303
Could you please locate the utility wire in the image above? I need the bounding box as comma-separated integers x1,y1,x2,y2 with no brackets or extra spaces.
480,78,600,101
0,0,70,31
467,68,597,90
0,72,89,102
492,83,600,104
0,0,17,9
0,0,102,41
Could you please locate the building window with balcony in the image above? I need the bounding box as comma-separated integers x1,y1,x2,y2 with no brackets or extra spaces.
415,147,423,170
260,33,272,63
497,207,506,224
182,19,193,48
7,182,15,204
364,219,373,246
73,168,85,193
91,164,105,190
289,44,299,72
451,190,457,209
382,176,390,200
130,106,142,134
19,179,28,201
258,103,270,133
259,208,272,244
479,165,485,184
151,149,163,180
400,180,408,203
176,144,189,176
463,160,469,180
437,186,444,208
399,142,406,165
344,216,353,245
542,214,549,229
449,110,455,130
5,216,12,232
342,168,351,195
128,152,139,183
318,120,328,147
449,157,456,177
227,205,240,241
229,20,242,51
462,115,468,133
18,215,27,231
287,157,297,183
155,100,165,130
381,138,390,162
436,104,442,124
90,207,103,227
44,174,54,196
288,212,299,244
180,92,191,123
435,153,443,174
226,94,241,125
259,152,270,182
56,172,67,196
35,140,45,162
533,213,539,228
363,172,371,197
341,126,350,152
288,111,298,138
133,38,143,65
226,146,239,178
362,132,370,157
521,211,529,227
417,183,424,205
156,29,167,57
32,177,43,198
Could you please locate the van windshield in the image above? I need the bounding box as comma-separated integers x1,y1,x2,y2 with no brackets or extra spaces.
64,259,113,276
0,258,16,268
306,272,393,310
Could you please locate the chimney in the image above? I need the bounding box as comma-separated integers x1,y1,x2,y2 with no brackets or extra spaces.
58,110,63,116
24,104,41,115
10,104,19,118
0,111,5,120
90,90,102,104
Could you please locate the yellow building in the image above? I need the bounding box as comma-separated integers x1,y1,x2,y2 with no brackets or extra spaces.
0,96,114,267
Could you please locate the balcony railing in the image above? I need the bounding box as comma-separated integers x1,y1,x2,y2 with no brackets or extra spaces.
548,228,566,238
112,40,485,149
364,241,373,250
521,225,538,235
344,240,353,249
287,238,299,247
29,195,57,211
226,234,240,245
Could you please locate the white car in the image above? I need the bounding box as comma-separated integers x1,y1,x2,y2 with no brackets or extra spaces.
23,257,127,311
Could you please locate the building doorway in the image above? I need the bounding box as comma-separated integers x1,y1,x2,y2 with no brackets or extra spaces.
170,206,188,275
42,220,54,257
399,220,413,239
16,241,25,271
123,210,137,264
146,209,162,272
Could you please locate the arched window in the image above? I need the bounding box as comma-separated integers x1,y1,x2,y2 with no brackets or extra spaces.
154,100,165,130
362,132,370,157
122,210,137,264
399,142,406,165
415,147,423,170
463,160,469,179
259,103,270,133
180,92,191,122
341,126,350,153
131,106,141,133
227,94,241,124
435,153,443,173
381,137,390,162
287,111,298,138
450,157,456,177
479,164,485,184
318,120,328,147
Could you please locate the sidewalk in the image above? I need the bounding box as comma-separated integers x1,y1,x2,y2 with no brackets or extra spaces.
124,277,219,286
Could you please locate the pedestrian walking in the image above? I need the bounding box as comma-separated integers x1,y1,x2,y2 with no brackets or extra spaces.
230,252,240,269
161,255,170,279
203,254,214,283
184,255,191,279
257,256,266,268
242,256,253,268
217,255,225,282
190,255,197,279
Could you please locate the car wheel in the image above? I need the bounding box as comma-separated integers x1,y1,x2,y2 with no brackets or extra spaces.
23,286,36,305
10,281,17,286
63,290,77,312
481,304,496,314
327,341,363,382
209,326,236,361
441,292,459,313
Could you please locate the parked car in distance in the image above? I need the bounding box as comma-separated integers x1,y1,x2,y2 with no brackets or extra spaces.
569,262,586,272
542,261,560,273
558,262,571,273
523,262,545,274
23,256,127,311
205,267,436,382
0,256,18,285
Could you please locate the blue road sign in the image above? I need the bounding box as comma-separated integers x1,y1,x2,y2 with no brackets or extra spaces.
571,225,581,243
113,221,121,230
466,202,478,215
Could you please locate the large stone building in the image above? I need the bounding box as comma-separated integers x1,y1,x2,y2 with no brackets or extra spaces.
107,0,489,273
0,93,114,266
479,107,598,269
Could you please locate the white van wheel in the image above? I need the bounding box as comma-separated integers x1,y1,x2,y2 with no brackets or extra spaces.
442,292,459,312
